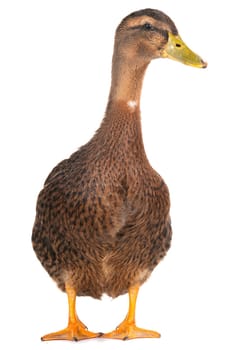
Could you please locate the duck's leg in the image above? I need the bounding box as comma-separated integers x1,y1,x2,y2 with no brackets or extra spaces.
102,285,160,340
42,283,102,341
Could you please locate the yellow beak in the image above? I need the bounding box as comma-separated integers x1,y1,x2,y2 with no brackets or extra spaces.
162,32,207,68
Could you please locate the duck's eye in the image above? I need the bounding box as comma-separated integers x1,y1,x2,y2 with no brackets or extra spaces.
144,23,153,30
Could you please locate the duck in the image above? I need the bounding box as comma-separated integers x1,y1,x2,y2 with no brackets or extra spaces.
32,8,207,342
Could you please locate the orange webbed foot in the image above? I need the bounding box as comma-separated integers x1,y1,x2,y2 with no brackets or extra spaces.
41,321,102,341
102,319,160,340
102,285,161,340
41,283,102,342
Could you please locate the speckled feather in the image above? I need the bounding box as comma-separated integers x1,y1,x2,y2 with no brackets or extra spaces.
32,100,171,299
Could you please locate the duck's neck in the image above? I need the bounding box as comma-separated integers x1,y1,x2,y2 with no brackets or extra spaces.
108,52,149,108
94,55,150,162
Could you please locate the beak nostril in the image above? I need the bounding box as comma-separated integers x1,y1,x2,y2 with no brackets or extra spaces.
176,43,181,48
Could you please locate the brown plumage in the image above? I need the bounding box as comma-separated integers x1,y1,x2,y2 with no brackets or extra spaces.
32,8,207,341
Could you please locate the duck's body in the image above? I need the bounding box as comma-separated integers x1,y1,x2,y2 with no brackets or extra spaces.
32,8,206,341
33,100,171,299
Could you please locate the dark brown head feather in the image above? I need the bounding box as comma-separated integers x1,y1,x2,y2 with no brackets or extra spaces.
120,8,178,35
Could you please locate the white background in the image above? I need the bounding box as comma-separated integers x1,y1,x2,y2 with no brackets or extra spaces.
1,0,232,349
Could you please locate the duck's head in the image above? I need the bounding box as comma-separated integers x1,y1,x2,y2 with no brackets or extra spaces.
115,9,207,68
